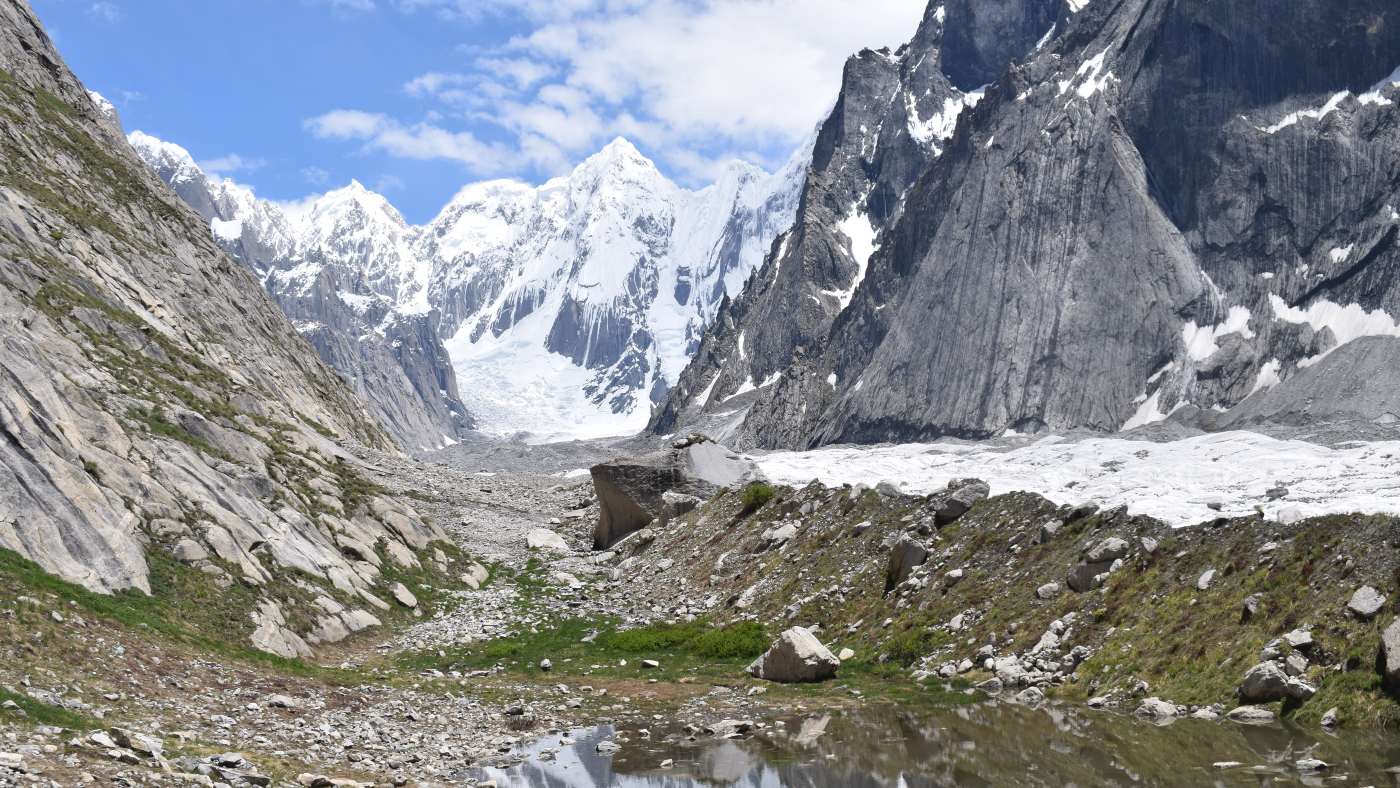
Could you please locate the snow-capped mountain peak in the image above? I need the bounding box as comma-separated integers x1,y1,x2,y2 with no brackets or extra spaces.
130,130,808,443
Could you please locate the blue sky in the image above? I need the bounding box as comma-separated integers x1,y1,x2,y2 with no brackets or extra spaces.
34,0,924,223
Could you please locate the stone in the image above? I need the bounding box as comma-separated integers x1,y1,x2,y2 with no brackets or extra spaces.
1284,652,1308,676
590,435,758,548
885,536,929,592
641,659,660,669
1225,706,1276,724
1134,697,1185,720
1196,568,1216,590
933,479,990,525
1379,617,1400,693
526,528,571,553
837,647,855,662
703,719,755,738
1295,758,1328,772
1320,707,1340,728
1037,520,1063,544
172,538,209,564
1282,628,1313,651
1084,537,1129,564
1347,585,1386,620
1241,593,1263,622
747,627,840,683
109,728,162,758
974,678,1004,694
1237,661,1315,703
461,562,489,590
266,694,300,710
390,582,418,609
539,659,552,672
660,490,702,519
1035,582,1060,600
1014,686,1045,706
1066,560,1112,593
250,600,312,659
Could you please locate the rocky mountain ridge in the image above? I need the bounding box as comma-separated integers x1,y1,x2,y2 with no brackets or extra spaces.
656,0,1400,450
131,129,807,445
0,0,455,656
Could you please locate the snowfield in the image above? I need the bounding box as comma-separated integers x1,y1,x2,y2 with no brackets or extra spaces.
751,431,1400,526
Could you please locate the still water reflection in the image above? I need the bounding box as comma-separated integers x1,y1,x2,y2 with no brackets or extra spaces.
475,701,1400,787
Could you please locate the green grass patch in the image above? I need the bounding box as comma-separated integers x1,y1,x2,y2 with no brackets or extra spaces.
740,482,777,514
397,617,769,678
0,687,99,729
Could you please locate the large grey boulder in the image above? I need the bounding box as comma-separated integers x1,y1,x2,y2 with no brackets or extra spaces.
747,627,840,683
1379,617,1400,694
1347,586,1386,620
591,435,759,548
1238,661,1315,703
932,479,991,525
885,536,930,593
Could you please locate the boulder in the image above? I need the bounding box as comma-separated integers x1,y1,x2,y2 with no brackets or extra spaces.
1347,586,1386,620
461,562,489,590
747,627,840,683
1084,537,1129,564
1379,617,1400,693
1066,560,1112,593
1196,568,1216,590
1036,582,1061,600
526,528,570,553
1237,661,1315,703
1225,706,1276,724
390,582,418,609
1241,593,1263,622
884,536,929,593
932,479,990,525
590,435,759,549
1135,697,1185,721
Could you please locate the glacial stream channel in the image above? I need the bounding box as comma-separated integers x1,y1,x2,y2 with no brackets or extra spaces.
474,702,1400,787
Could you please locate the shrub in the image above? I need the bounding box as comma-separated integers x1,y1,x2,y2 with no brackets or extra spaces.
740,482,776,514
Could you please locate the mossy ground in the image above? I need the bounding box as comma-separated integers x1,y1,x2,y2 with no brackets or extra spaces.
623,482,1400,728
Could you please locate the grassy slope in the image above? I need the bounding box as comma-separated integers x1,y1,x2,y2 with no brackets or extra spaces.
564,482,1400,727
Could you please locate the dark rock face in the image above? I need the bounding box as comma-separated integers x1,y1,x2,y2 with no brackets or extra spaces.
940,0,1060,90
660,0,1400,450
649,3,972,437
590,436,758,549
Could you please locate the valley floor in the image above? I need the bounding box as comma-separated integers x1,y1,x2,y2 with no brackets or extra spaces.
4,428,1400,786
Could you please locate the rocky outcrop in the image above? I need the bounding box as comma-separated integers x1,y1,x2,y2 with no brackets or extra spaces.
747,627,840,683
650,1,983,438
658,0,1400,450
590,435,758,548
1380,618,1400,694
0,0,448,656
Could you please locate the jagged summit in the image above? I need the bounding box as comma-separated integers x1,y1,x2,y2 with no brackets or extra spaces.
132,129,807,443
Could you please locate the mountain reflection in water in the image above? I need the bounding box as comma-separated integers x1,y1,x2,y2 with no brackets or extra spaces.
474,701,1400,787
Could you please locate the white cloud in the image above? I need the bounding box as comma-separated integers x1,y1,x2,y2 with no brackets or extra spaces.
305,110,522,173
312,0,925,183
88,1,120,23
314,0,376,12
301,166,331,185
199,154,267,175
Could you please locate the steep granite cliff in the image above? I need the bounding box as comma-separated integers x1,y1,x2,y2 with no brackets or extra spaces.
0,0,450,657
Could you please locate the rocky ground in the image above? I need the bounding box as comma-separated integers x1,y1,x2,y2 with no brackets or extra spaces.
5,434,1400,787
0,440,843,787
